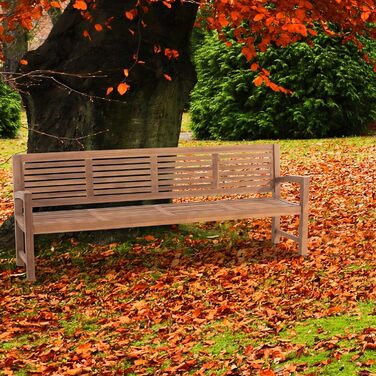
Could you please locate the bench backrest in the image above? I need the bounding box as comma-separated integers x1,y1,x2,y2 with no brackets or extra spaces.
13,145,280,208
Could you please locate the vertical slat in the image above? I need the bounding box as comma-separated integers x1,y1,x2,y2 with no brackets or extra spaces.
150,155,158,193
212,153,219,189
298,176,310,256
272,144,281,244
85,159,94,198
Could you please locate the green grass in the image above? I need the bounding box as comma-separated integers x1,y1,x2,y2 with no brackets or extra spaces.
181,112,192,133
0,113,27,170
279,302,376,375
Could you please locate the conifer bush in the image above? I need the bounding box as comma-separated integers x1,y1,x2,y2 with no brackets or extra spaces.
191,32,376,140
0,81,21,139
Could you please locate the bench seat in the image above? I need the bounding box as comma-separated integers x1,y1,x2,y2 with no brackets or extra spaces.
17,198,300,235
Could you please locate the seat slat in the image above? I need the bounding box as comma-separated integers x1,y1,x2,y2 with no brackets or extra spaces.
31,197,299,234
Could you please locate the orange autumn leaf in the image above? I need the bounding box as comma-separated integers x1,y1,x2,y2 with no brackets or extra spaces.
253,75,264,86
94,24,103,32
163,74,172,81
250,62,259,71
117,82,130,95
73,0,87,11
125,10,137,20
19,59,28,65
254,13,265,22
106,87,114,96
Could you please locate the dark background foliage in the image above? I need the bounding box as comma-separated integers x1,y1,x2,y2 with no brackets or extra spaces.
190,31,376,140
0,81,21,139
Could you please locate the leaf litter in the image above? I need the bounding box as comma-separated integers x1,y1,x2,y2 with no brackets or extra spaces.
0,137,375,375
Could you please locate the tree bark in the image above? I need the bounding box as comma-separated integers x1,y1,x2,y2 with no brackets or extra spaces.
0,0,198,249
18,0,198,152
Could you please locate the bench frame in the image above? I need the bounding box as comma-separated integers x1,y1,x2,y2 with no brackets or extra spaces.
13,144,309,281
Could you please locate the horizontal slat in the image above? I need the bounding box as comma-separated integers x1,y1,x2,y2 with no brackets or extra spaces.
157,162,212,170
220,180,272,188
94,187,152,195
28,184,86,193
24,160,85,169
94,181,152,189
219,174,272,181
159,183,213,191
24,173,85,181
93,163,150,172
93,170,151,177
158,173,212,181
21,144,274,162
157,155,212,163
32,191,87,199
158,178,212,187
25,179,87,188
24,167,85,175
219,162,271,168
221,151,272,158
94,176,152,184
92,157,151,165
158,166,212,173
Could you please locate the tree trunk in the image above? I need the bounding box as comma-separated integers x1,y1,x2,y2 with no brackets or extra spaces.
0,0,198,249
18,0,198,152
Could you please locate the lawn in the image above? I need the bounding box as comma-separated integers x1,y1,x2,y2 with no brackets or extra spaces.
0,126,375,376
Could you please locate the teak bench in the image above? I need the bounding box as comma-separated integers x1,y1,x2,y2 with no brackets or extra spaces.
13,144,309,281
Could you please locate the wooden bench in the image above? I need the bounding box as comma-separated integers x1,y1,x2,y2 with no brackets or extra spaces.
12,144,309,281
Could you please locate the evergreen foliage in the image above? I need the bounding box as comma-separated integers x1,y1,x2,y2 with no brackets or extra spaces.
191,31,376,140
0,81,21,139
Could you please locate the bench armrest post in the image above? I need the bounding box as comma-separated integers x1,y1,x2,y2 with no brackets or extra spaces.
14,190,35,281
274,175,310,255
274,175,309,204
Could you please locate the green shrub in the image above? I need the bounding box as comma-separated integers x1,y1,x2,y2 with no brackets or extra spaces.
0,81,21,139
191,31,376,140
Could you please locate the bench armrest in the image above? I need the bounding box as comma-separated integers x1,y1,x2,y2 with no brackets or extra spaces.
14,190,32,201
14,191,33,217
274,175,309,205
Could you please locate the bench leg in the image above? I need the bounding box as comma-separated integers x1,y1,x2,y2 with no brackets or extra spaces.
15,222,25,267
298,211,308,256
272,216,281,244
25,230,36,282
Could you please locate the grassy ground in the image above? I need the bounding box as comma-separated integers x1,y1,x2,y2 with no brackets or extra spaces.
0,123,375,375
